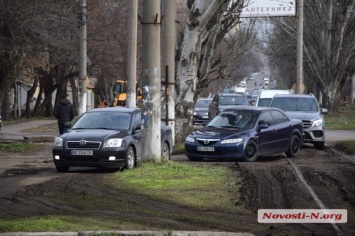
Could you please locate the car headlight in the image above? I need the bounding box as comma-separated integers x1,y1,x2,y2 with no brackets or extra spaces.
221,138,243,144
185,136,195,143
193,111,197,115
54,137,63,147
105,138,123,147
312,118,323,127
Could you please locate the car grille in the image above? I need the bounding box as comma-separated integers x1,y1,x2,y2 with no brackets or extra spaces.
66,141,101,149
302,120,312,129
196,138,219,146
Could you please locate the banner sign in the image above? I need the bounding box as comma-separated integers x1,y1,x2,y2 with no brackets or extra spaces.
240,0,296,18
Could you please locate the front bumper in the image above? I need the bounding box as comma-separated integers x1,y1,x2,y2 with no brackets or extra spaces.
184,142,245,160
52,147,127,168
303,126,325,144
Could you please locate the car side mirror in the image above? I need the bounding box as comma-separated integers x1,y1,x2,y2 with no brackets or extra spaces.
64,122,72,129
259,121,268,130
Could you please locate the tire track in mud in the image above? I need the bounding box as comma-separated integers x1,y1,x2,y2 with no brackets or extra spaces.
237,148,355,236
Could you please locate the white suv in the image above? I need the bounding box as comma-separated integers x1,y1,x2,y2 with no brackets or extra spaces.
270,94,327,149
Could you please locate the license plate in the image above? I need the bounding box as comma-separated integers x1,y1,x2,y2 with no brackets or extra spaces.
71,150,93,156
197,146,214,151
202,115,208,119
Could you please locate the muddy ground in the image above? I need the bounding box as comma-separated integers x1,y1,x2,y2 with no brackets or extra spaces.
0,143,354,236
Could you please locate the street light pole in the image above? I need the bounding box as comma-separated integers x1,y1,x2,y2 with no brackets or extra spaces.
296,0,304,94
79,0,87,115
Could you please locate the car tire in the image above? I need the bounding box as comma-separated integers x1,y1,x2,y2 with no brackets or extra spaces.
314,141,324,150
162,142,170,160
187,155,203,161
56,165,70,173
243,140,258,162
286,135,301,157
125,146,136,170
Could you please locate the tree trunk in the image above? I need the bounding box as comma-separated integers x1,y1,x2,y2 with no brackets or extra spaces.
175,0,223,143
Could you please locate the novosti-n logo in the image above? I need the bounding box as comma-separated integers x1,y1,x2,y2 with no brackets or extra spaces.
258,209,347,223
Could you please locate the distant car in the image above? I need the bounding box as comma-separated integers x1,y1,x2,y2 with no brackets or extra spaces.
263,77,269,85
255,89,294,107
185,106,304,162
270,94,327,149
208,93,250,120
52,107,173,172
193,98,212,125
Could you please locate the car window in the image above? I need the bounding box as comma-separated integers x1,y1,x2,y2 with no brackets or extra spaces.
258,98,272,107
72,112,132,130
220,96,249,105
207,110,258,129
272,97,318,112
259,111,274,126
271,110,289,124
133,111,141,129
212,95,218,103
195,99,211,108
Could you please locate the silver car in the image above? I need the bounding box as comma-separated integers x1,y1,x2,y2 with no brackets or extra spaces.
270,94,327,149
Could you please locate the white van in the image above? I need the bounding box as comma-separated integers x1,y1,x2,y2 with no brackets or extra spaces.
254,89,294,107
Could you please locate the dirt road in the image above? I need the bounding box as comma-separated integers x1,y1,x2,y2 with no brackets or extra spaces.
0,141,354,235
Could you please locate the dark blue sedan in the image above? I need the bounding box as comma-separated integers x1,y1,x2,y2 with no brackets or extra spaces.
185,106,304,162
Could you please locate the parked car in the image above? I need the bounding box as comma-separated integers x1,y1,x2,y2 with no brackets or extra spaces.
52,107,173,172
208,93,250,120
270,93,327,149
193,98,212,125
255,89,294,107
185,106,304,162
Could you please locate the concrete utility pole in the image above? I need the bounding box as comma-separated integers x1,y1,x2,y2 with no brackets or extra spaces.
126,0,138,108
296,0,304,94
141,0,161,161
79,0,87,115
162,0,176,144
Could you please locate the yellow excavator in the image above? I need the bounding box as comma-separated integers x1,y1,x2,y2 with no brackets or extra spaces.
113,79,142,107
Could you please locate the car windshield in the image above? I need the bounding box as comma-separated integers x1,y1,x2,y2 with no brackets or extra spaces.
195,99,211,108
220,96,249,106
272,97,318,112
207,110,259,129
258,98,272,107
72,111,132,130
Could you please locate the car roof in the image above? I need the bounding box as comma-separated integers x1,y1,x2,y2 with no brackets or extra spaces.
219,93,247,97
87,107,140,113
273,94,314,98
222,106,281,112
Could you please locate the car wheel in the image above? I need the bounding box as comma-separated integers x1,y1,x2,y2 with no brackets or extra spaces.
125,146,136,170
187,155,203,161
286,135,301,157
162,142,170,160
56,165,69,173
314,141,324,150
243,140,258,162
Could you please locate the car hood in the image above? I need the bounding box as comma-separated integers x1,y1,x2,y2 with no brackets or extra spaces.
191,127,250,139
284,111,321,120
62,129,128,141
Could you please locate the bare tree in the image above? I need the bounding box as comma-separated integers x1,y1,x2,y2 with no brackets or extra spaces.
267,1,355,112
174,0,251,143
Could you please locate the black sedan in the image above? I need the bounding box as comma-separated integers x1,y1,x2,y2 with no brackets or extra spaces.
53,107,173,172
185,106,304,162
193,98,212,124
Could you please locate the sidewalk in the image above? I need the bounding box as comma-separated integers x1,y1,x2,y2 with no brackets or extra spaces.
0,119,58,142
